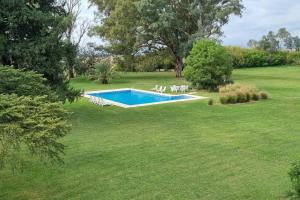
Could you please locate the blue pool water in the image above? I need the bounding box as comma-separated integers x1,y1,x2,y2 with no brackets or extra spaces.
88,90,193,106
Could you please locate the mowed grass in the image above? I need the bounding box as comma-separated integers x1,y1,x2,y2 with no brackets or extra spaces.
1,66,300,200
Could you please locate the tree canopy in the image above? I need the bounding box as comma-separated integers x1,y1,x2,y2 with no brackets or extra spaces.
248,28,300,52
91,0,139,71
91,0,244,76
0,66,57,100
0,0,80,102
259,31,279,53
0,94,70,170
0,67,71,170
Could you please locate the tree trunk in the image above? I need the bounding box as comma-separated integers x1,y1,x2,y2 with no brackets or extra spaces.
175,56,183,78
101,78,108,84
69,66,75,79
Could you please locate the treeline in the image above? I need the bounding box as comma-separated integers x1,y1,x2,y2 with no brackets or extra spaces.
248,28,300,52
224,28,300,68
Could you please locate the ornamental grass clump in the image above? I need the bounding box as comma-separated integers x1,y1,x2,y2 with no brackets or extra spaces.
219,84,267,104
259,91,269,100
236,91,247,103
220,96,229,104
227,93,238,104
252,93,260,101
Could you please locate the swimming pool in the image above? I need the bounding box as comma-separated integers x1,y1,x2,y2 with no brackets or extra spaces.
85,89,206,108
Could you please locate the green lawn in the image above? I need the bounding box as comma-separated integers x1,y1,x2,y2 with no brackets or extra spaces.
1,66,300,199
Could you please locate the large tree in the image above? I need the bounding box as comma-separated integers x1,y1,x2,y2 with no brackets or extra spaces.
277,28,293,50
0,94,70,170
293,36,300,51
0,66,71,170
64,0,90,78
91,0,139,71
0,0,80,102
259,31,279,52
247,39,259,49
92,0,243,77
248,28,300,52
135,0,243,77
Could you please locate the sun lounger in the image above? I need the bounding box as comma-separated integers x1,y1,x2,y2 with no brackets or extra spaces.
160,86,167,93
89,96,111,107
151,85,159,92
170,85,178,93
180,85,189,92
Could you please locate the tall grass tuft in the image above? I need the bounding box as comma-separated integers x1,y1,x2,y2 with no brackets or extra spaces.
259,91,269,100
219,84,267,105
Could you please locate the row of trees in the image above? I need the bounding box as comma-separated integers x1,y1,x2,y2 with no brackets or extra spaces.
248,28,300,52
90,0,244,77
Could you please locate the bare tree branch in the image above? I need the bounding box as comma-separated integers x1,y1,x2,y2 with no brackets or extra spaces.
65,0,90,46
75,20,91,46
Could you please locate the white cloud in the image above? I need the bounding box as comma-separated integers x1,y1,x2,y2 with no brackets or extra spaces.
222,0,300,46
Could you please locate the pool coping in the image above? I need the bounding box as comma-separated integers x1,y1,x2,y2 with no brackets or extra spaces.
84,88,207,108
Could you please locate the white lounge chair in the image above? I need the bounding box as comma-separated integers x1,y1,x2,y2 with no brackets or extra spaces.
157,86,162,93
152,85,159,92
180,85,189,92
96,98,102,105
170,86,175,92
89,96,97,104
159,86,167,93
99,98,112,107
90,96,111,107
170,85,178,93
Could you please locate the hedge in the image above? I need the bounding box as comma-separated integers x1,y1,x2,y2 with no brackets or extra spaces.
225,47,300,68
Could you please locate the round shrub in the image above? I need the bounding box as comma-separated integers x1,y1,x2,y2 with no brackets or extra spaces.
259,91,269,100
208,99,214,106
245,92,252,102
236,91,247,103
252,93,260,101
228,93,238,104
220,96,229,104
184,40,233,91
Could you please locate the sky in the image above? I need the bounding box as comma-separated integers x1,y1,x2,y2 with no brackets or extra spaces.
79,0,300,47
222,0,300,46
75,0,101,47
